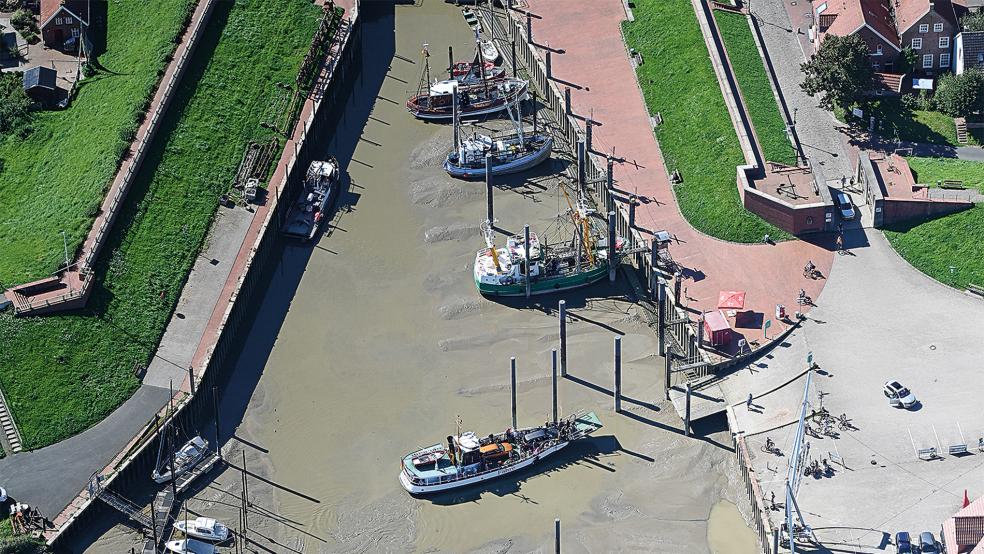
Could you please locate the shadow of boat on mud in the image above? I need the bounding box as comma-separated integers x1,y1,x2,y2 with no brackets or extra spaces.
419,434,621,505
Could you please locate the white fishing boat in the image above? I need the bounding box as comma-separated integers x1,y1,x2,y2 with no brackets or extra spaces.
445,92,553,179
282,157,339,240
480,39,500,63
152,436,208,484
164,538,218,554
174,517,230,543
399,411,602,494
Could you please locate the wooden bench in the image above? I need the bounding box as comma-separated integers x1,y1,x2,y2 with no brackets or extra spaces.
967,283,984,298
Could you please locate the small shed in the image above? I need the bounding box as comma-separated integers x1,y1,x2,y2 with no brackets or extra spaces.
703,310,732,347
22,66,58,106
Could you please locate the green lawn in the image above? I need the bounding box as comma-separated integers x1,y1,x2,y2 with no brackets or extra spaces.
885,157,984,289
0,0,322,449
0,0,196,286
905,157,984,189
623,0,789,243
860,97,980,147
884,206,984,289
713,11,796,167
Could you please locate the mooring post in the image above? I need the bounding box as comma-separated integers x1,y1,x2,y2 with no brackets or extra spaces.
564,87,571,116
649,238,659,299
697,313,705,347
657,281,666,356
664,350,672,400
608,211,617,283
526,11,532,42
511,38,517,77
586,119,593,154
577,140,586,190
447,45,453,78
524,224,531,298
486,155,494,223
558,300,567,377
606,156,614,213
551,348,558,425
629,196,636,230
772,528,780,554
545,50,552,80
555,518,561,553
685,383,692,437
212,385,222,461
614,336,622,413
188,365,195,394
510,357,517,429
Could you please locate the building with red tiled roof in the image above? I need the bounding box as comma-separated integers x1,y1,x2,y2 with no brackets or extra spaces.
813,0,961,75
816,0,902,71
942,496,984,553
38,0,88,52
895,0,959,74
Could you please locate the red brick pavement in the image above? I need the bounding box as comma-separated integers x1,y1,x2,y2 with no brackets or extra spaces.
526,0,833,349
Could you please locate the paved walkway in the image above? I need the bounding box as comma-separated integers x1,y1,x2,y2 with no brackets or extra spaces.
0,384,170,517
737,230,984,552
896,141,984,162
526,0,832,349
751,0,857,178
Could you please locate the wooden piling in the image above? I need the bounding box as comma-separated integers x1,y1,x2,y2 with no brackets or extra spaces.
614,336,622,413
510,357,517,429
558,300,567,377
551,348,558,425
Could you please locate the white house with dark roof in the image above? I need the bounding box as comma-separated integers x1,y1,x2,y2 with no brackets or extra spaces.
954,30,984,73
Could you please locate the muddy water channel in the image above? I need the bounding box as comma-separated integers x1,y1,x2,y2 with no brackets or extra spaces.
80,2,758,552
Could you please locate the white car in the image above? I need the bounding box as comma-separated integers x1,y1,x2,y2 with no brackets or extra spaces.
835,192,855,220
884,381,917,408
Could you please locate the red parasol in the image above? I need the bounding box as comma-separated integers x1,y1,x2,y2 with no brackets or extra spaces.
717,290,746,310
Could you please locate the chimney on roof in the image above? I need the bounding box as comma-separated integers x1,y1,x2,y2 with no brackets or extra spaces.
929,1,935,11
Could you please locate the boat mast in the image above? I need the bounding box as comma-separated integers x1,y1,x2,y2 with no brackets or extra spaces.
504,99,523,144
476,32,489,99
481,219,501,272
452,83,460,153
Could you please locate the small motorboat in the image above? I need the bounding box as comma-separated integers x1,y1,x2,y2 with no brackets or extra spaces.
152,436,208,484
164,538,218,554
174,517,230,543
480,39,500,63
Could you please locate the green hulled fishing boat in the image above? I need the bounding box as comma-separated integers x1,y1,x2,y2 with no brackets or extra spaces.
473,188,622,297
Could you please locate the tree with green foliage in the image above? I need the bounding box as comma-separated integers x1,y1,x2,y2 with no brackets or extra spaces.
897,47,919,75
0,72,32,138
962,11,984,32
0,536,51,554
934,69,984,118
800,34,873,111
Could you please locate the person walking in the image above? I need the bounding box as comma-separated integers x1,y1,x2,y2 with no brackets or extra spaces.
746,393,754,410
835,234,844,252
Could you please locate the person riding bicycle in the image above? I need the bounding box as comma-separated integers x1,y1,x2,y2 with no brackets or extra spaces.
804,260,816,276
765,437,775,452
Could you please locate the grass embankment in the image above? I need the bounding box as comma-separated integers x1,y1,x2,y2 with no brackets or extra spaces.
906,157,984,189
0,0,196,285
713,11,796,167
623,0,789,243
0,0,322,449
845,97,981,147
884,158,984,289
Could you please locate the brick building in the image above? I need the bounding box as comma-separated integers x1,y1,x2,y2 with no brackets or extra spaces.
812,0,960,76
895,0,959,75
38,0,89,52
